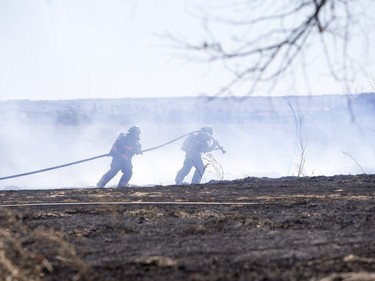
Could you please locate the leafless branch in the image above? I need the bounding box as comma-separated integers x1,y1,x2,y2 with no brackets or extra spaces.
342,152,366,174
285,98,308,177
166,0,374,97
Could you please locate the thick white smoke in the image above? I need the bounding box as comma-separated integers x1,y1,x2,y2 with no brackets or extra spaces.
0,94,374,190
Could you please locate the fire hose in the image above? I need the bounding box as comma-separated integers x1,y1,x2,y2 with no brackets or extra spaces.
0,131,225,181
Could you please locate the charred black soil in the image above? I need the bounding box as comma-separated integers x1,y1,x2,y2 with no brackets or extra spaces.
1,174,375,281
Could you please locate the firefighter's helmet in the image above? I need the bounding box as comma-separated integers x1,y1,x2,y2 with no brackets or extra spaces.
128,126,142,136
201,126,213,135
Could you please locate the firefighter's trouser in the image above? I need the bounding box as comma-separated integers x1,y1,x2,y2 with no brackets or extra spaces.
97,155,133,188
175,151,205,185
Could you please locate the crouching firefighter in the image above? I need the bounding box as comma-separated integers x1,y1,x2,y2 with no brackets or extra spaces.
97,126,142,188
175,126,224,185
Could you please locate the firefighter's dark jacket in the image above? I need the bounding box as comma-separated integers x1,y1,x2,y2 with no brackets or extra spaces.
109,133,142,160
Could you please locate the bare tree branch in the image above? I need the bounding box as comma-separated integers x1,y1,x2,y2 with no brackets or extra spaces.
166,0,375,97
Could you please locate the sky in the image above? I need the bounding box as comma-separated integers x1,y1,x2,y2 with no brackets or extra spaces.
0,0,225,100
1,0,375,101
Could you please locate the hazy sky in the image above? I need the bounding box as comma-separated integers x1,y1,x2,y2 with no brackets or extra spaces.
1,0,375,101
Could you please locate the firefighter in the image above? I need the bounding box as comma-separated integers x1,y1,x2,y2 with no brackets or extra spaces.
97,126,142,188
175,126,220,185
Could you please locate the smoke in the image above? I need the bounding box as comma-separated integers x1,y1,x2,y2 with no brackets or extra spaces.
0,95,374,190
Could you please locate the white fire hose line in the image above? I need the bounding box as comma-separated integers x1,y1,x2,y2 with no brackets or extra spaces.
0,201,266,208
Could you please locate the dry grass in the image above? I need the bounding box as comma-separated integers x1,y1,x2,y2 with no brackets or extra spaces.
0,208,90,281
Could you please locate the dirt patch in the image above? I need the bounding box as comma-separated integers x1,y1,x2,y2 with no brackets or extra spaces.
0,174,374,281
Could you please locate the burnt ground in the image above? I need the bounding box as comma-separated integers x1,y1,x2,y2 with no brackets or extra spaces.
0,174,375,281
